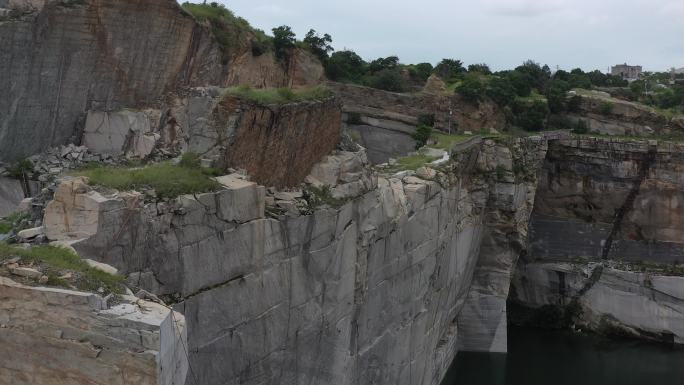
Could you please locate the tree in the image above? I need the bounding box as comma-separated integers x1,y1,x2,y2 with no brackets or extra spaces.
303,29,333,62
367,68,406,92
433,59,465,82
325,50,367,82
369,56,400,74
468,63,491,75
545,79,571,113
513,100,549,131
412,125,433,149
411,63,434,82
514,60,550,92
457,74,485,104
272,25,296,59
486,76,516,106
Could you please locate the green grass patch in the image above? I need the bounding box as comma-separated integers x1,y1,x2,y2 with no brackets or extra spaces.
74,160,222,199
0,212,29,234
384,151,440,174
222,85,333,105
0,243,124,294
431,132,472,150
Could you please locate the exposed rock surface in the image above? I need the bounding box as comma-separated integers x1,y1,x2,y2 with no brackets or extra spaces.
565,94,683,136
41,138,546,385
0,276,188,385
511,137,684,342
0,176,25,217
329,82,506,164
0,0,324,161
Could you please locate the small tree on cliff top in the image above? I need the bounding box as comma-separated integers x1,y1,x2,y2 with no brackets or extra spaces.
272,25,296,60
304,29,334,62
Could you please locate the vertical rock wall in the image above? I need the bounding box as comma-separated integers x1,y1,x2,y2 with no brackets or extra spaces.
0,277,188,385
40,137,548,384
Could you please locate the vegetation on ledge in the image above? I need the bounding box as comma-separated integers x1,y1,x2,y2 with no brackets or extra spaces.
0,243,124,294
74,153,222,199
222,85,333,105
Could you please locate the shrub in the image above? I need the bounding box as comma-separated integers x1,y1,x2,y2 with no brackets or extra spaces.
347,112,363,125
222,85,332,105
599,101,614,114
8,159,33,178
433,59,465,83
366,69,407,92
572,120,589,134
417,113,435,127
411,125,433,149
411,63,434,82
457,74,485,104
486,76,517,107
512,99,549,131
325,50,367,83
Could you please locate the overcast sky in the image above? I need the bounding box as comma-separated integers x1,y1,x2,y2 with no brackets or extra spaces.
191,0,684,72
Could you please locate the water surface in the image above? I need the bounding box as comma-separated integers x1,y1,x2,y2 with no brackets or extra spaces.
443,326,684,385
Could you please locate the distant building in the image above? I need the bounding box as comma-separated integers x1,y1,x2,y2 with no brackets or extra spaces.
611,63,643,81
674,67,684,75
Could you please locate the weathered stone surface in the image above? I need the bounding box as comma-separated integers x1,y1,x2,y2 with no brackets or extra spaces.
0,176,25,217
0,0,325,162
16,226,43,240
511,262,684,343
83,110,161,158
40,138,547,385
0,276,188,385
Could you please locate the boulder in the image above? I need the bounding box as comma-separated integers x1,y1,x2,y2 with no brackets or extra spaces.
84,259,119,275
10,266,42,279
17,227,44,241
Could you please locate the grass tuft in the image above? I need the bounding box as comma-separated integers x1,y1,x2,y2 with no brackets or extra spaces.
222,85,333,105
74,160,222,199
0,243,124,294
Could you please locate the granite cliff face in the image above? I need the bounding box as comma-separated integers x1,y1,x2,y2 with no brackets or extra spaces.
511,137,684,342
0,0,323,161
36,136,546,385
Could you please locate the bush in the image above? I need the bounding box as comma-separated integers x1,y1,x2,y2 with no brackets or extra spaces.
433,59,465,83
347,112,363,125
417,113,435,127
512,100,549,131
599,101,614,114
411,125,433,149
572,120,589,134
366,69,406,92
457,74,485,104
8,159,33,178
222,85,332,105
325,50,367,83
486,76,517,107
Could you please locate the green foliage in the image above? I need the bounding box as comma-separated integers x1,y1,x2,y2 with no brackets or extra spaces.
599,101,614,114
303,29,333,62
8,159,33,178
303,185,345,208
325,50,367,83
545,79,571,113
369,56,400,74
572,120,589,134
430,132,471,150
410,63,434,82
567,95,583,112
433,59,465,84
457,74,485,104
468,63,491,75
0,212,29,234
486,76,517,106
411,125,433,149
75,162,222,199
222,85,332,105
347,112,363,125
385,152,440,173
181,2,271,63
272,25,296,60
512,99,549,131
365,69,407,92
630,80,646,97
417,113,435,127
0,243,124,294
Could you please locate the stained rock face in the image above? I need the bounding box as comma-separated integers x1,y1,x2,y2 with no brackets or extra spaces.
511,137,684,342
83,110,161,158
0,276,188,385
41,138,547,385
0,176,25,217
